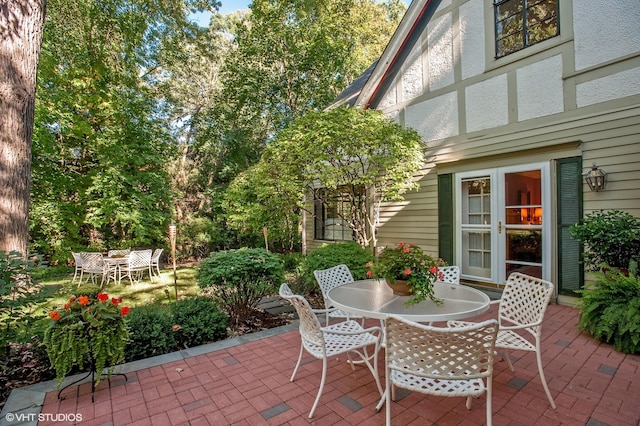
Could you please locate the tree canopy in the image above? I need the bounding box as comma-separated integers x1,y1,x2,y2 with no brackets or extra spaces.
226,107,426,249
24,0,407,261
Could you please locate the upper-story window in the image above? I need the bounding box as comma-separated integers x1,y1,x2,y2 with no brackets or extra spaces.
494,0,559,58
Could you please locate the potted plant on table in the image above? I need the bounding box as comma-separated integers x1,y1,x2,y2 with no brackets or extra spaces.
44,292,130,390
366,242,445,305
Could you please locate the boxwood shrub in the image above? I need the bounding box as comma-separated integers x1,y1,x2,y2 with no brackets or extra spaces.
125,305,176,362
171,296,228,348
298,242,374,293
197,248,284,324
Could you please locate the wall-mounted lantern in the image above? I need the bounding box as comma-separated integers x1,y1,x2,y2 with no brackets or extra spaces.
584,163,606,192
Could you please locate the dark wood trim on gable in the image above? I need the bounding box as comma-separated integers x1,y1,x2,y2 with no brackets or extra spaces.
367,0,443,109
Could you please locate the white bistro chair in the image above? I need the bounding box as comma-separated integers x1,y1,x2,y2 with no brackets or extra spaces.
313,264,362,326
439,265,461,284
78,252,106,287
150,248,163,277
71,252,83,284
107,249,130,257
121,249,153,283
385,315,499,426
278,283,383,419
448,272,557,409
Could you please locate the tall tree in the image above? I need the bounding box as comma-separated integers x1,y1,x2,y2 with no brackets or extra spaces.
218,0,405,142
211,0,406,249
0,0,46,255
228,107,425,250
149,12,248,256
30,0,220,261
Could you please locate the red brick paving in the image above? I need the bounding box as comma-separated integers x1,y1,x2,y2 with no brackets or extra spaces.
38,304,640,425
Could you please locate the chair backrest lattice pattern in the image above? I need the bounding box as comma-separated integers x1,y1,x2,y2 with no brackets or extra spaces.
151,248,163,262
80,252,104,273
314,264,354,308
128,249,152,271
498,272,554,338
72,252,83,267
439,265,460,285
386,316,498,384
279,283,324,351
107,249,130,257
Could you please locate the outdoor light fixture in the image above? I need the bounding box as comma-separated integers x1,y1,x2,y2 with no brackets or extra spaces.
584,163,606,192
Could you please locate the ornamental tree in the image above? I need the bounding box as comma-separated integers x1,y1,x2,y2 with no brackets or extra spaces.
236,106,426,250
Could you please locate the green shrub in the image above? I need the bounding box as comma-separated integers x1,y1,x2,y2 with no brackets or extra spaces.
0,251,45,347
569,210,640,271
197,248,284,324
125,305,176,362
577,268,640,354
299,242,374,292
171,297,227,348
280,252,304,273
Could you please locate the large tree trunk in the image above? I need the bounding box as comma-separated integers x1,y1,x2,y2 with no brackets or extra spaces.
0,0,46,255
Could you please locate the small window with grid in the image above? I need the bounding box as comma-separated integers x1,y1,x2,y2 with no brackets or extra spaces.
313,187,358,242
494,0,559,58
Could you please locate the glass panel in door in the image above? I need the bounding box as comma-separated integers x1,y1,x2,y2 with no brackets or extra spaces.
504,170,542,278
460,177,492,279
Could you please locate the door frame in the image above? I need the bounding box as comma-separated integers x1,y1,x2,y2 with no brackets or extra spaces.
455,162,551,284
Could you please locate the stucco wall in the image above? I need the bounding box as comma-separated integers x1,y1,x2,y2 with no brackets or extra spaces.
573,0,640,71
308,0,640,261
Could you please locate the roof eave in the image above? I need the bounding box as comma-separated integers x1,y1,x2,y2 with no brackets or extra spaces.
354,0,443,110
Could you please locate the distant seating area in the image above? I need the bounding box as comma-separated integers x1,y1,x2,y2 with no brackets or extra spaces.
72,248,163,287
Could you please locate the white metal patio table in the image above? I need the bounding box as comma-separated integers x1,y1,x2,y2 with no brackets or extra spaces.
327,278,492,412
327,278,491,323
103,255,129,285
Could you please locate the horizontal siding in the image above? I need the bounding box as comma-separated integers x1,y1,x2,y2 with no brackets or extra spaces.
429,104,640,164
581,105,640,217
377,172,439,254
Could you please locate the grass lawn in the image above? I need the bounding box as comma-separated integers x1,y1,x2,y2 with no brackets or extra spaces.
42,266,201,309
4,265,200,343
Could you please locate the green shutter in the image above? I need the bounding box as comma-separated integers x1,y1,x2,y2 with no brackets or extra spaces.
557,157,583,295
438,174,454,264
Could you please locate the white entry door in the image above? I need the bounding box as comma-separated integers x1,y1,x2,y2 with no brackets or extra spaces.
456,163,550,284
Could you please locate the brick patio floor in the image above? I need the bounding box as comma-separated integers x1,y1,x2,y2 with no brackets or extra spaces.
18,304,640,425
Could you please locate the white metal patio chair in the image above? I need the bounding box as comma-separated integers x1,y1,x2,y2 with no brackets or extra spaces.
384,315,499,426
71,252,83,284
439,265,460,284
150,248,163,277
78,252,106,287
107,249,130,257
278,283,383,419
313,264,362,326
121,249,153,283
448,272,557,409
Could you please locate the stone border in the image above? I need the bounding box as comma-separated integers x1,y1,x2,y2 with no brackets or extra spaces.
0,322,299,426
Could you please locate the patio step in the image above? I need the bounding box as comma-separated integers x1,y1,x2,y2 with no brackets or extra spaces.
258,295,296,316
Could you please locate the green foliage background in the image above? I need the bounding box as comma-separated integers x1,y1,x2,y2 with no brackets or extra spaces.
29,0,406,262
298,242,374,292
